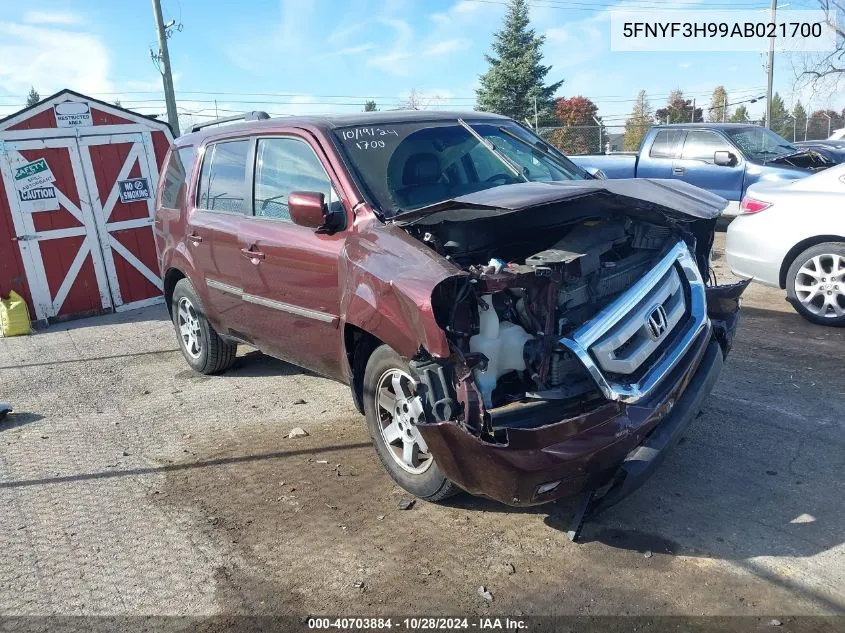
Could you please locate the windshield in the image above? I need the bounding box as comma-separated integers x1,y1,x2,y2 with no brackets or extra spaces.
723,127,797,161
332,119,589,217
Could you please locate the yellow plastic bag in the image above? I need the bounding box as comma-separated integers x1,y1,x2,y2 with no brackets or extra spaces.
0,291,31,337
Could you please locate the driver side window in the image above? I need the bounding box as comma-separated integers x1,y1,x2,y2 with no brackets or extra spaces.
681,131,732,163
253,137,340,222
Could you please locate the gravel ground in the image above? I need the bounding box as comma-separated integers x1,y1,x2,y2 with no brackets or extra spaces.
1,233,843,617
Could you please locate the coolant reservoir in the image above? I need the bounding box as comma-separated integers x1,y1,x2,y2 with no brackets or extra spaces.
469,294,532,408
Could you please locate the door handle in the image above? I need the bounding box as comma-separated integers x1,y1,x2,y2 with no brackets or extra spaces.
672,166,685,176
187,233,203,244
241,247,265,260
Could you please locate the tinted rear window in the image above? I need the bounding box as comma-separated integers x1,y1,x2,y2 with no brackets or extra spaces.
160,146,195,208
649,130,685,159
197,140,250,214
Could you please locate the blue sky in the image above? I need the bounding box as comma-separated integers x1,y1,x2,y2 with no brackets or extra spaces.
0,0,840,132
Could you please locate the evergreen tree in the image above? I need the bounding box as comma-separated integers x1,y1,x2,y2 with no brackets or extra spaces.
363,100,377,112
769,92,790,139
707,86,729,122
730,105,750,123
475,0,563,122
623,90,653,151
791,100,808,141
26,87,40,107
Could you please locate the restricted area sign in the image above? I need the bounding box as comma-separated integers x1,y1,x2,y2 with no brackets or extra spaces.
118,177,151,203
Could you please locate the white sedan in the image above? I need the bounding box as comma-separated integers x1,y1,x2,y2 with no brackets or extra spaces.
726,162,845,326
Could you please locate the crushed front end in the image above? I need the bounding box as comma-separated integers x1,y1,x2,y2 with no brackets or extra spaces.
398,182,749,510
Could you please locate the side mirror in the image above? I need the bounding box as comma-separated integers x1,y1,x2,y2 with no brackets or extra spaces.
288,191,326,229
288,191,344,233
586,167,608,180
714,151,737,167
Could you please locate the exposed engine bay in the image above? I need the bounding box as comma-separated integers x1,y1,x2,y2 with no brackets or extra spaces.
405,207,695,437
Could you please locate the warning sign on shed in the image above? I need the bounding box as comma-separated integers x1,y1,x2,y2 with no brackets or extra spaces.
118,178,151,203
54,101,92,128
13,158,59,211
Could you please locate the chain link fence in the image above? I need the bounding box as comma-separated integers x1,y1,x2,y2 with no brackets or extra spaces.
534,117,845,156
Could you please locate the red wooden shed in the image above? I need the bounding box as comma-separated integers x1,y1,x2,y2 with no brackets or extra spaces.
0,89,173,323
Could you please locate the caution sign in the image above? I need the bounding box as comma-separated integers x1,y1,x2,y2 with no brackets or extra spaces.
19,187,57,203
118,178,152,203
13,157,59,211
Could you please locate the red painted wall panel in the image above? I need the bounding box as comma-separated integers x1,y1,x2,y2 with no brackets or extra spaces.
0,179,35,314
9,109,57,130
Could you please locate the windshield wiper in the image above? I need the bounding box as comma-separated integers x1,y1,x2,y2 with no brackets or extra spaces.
457,118,529,182
495,126,581,176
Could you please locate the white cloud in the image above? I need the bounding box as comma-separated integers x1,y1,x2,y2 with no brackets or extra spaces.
424,39,471,57
22,11,80,25
679,62,693,69
0,21,112,99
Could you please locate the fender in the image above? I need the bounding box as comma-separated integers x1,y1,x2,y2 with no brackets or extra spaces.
339,218,463,362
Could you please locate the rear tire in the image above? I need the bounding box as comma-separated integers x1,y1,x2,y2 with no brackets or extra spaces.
363,344,458,502
786,242,845,327
171,278,237,373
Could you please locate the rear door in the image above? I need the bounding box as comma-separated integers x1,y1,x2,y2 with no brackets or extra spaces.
637,129,685,179
187,139,251,336
238,132,346,379
675,130,745,202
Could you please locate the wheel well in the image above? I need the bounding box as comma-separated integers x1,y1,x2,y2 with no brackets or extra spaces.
163,268,186,316
344,324,382,415
779,235,845,288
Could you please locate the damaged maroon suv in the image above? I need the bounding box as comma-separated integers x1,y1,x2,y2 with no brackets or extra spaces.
154,111,748,533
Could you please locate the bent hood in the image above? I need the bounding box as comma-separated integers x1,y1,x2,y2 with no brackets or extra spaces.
391,178,728,225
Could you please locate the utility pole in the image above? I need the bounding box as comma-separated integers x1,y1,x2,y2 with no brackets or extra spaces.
151,0,180,136
691,98,696,122
534,94,538,130
765,0,776,129
723,94,728,122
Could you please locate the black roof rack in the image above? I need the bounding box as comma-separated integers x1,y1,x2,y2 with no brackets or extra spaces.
189,111,270,133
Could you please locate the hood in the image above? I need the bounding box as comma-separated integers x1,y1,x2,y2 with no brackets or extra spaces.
391,179,728,226
765,149,835,170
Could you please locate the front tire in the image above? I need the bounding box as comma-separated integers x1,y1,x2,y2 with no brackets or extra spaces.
363,344,458,501
786,243,845,326
171,278,237,373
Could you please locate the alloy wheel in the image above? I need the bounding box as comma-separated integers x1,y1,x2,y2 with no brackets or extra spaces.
375,368,433,475
794,253,845,319
177,297,203,358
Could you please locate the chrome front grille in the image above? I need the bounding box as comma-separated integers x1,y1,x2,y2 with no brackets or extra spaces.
591,266,685,375
559,240,709,404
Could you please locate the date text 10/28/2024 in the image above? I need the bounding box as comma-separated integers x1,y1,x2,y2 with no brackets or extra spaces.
307,617,528,630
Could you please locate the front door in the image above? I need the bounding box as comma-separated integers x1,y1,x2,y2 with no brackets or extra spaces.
239,134,345,378
0,137,112,320
78,133,164,311
675,129,745,202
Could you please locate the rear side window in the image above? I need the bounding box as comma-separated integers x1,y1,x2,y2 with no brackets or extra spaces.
253,137,337,221
681,131,732,162
160,146,195,208
650,130,685,159
197,140,250,213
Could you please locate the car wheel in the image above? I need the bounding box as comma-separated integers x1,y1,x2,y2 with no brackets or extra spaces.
171,278,237,373
363,344,458,501
786,242,845,326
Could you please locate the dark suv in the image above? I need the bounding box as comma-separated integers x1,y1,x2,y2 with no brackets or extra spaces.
154,110,747,528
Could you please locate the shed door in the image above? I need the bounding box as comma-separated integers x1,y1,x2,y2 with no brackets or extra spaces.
0,138,112,320
78,133,163,311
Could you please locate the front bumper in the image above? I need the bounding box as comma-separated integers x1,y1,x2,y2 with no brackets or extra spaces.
417,323,724,507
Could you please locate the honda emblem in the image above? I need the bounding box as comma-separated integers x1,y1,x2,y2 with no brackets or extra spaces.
646,305,669,341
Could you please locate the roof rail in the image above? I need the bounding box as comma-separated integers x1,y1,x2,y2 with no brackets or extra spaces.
189,111,270,133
